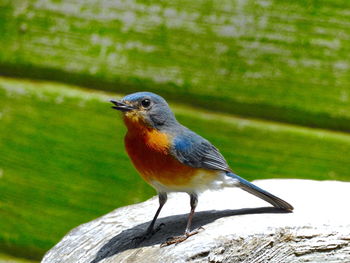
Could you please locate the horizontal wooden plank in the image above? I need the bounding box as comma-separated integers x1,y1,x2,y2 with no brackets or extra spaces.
1,0,350,130
0,253,38,263
0,77,349,259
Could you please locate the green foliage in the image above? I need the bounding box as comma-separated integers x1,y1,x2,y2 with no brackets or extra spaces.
1,0,350,130
1,77,350,259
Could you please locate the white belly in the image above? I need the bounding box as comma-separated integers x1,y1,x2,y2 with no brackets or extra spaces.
150,170,240,194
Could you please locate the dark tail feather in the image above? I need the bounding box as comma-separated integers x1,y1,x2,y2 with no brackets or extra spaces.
227,172,294,211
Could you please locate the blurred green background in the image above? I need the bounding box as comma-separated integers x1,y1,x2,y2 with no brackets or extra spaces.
1,0,350,262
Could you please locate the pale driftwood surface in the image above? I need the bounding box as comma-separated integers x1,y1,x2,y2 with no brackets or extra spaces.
42,180,350,263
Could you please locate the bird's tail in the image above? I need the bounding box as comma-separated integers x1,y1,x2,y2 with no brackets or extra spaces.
227,172,294,211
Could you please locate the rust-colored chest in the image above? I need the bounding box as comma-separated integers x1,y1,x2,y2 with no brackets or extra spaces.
124,118,196,187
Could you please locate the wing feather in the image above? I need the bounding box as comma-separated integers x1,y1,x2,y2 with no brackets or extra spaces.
170,129,231,172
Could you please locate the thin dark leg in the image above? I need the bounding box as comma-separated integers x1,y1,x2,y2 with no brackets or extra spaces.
146,192,167,234
161,193,203,247
133,192,167,243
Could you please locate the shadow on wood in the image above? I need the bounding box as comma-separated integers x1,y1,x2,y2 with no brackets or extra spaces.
90,207,288,263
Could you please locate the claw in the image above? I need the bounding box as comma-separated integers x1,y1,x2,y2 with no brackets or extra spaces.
160,227,204,247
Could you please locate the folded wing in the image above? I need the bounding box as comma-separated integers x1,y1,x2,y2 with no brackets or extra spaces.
170,128,231,172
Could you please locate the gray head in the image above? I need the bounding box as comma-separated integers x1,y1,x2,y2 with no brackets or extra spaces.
110,92,177,130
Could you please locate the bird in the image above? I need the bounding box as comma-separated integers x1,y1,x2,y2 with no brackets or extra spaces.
110,92,293,246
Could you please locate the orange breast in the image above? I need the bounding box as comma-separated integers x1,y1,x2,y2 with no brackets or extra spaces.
124,117,197,188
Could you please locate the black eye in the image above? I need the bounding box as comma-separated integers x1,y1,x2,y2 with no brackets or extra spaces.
141,99,151,108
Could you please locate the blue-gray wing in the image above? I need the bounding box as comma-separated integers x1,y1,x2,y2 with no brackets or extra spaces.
170,129,231,172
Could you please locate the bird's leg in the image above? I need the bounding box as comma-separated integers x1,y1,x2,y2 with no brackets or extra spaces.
146,192,167,235
133,192,167,243
161,193,203,247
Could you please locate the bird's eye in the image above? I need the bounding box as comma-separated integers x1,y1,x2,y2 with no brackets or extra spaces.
141,99,151,108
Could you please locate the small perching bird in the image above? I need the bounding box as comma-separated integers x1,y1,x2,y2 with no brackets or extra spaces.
111,92,293,246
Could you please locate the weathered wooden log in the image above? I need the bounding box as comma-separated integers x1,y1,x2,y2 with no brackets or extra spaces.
42,179,350,263
1,1,350,130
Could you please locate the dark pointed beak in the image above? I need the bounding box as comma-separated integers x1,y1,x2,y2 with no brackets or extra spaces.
110,99,136,112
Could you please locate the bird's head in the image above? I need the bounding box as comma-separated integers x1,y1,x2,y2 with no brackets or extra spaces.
110,92,176,130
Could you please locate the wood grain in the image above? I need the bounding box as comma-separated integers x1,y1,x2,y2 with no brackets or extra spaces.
1,0,350,130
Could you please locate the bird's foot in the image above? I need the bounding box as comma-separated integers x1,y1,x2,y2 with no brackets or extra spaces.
160,227,204,247
133,223,165,245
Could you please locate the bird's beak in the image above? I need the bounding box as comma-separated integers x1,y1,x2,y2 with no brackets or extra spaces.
110,99,136,112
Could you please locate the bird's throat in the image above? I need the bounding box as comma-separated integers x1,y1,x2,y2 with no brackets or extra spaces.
124,116,170,154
